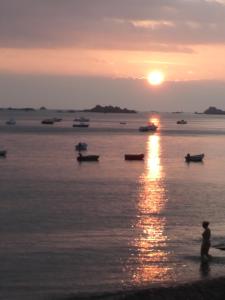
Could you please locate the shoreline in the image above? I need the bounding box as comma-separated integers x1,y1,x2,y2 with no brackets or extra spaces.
66,276,225,300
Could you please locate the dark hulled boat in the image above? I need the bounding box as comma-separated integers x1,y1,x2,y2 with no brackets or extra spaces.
177,120,187,124
124,154,144,161
185,153,204,162
77,154,99,162
73,123,89,128
0,150,7,157
41,119,54,124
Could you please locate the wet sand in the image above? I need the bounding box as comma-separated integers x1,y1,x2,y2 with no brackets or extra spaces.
67,276,225,300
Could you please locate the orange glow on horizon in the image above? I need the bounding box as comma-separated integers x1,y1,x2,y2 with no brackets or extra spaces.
1,45,225,81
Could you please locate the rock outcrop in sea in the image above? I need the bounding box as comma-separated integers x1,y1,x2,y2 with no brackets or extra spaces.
204,106,225,115
83,105,137,113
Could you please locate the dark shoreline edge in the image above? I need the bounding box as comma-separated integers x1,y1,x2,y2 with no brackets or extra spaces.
64,277,225,300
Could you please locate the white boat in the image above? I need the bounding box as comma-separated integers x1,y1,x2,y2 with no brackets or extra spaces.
75,142,88,151
6,119,16,125
139,123,157,132
74,117,90,122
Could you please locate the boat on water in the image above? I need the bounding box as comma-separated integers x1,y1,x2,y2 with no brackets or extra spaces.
139,123,157,132
124,154,144,161
120,122,127,125
42,119,54,124
75,142,88,151
53,117,62,122
177,120,187,124
6,119,16,125
74,117,90,122
77,153,99,162
0,149,7,157
213,243,225,251
185,153,204,162
73,122,89,128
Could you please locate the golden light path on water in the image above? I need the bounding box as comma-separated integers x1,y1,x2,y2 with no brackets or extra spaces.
131,132,172,284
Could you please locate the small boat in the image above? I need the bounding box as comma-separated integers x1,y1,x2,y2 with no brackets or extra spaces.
213,244,225,251
75,142,88,151
74,117,90,122
185,153,204,162
177,120,187,124
77,154,99,162
6,119,16,125
53,117,62,122
73,122,89,128
125,154,144,161
42,119,54,124
139,123,157,132
120,122,127,125
0,149,7,157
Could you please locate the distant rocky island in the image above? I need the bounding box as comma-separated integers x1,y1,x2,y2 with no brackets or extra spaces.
204,106,225,115
83,105,137,113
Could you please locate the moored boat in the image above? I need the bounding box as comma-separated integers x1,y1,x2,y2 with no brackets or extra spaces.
0,149,7,157
185,153,204,162
125,154,144,161
177,120,187,124
213,243,225,250
77,154,99,162
73,122,89,128
74,117,90,122
53,117,62,122
42,119,54,124
6,119,16,125
139,123,157,132
75,142,88,151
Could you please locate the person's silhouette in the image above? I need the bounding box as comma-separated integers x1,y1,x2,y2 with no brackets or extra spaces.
201,221,211,261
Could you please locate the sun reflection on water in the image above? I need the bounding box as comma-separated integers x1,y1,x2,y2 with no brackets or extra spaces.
149,117,160,128
129,134,171,284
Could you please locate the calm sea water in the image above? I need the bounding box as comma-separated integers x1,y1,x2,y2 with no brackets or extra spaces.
0,110,225,300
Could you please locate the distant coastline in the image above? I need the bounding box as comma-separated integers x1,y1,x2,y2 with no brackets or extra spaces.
4,106,225,115
0,107,36,111
0,105,137,114
83,105,137,113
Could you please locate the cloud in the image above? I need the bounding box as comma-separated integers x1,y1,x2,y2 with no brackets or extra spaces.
0,0,225,51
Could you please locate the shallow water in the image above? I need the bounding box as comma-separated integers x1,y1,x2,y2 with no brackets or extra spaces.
0,110,225,300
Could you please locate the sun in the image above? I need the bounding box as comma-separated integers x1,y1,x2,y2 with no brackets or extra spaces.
147,70,165,86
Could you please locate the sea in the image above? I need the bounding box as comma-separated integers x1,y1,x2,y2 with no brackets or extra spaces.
0,109,225,300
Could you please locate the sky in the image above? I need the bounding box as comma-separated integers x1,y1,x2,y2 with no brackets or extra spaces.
1,0,225,111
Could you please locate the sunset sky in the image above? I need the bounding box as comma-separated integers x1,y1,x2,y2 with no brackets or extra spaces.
1,0,225,111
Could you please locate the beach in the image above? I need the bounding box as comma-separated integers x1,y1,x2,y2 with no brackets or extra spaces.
67,276,225,300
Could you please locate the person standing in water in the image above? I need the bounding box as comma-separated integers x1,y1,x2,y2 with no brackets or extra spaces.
201,221,211,261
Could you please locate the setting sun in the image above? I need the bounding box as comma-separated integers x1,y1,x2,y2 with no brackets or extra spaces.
147,71,165,86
